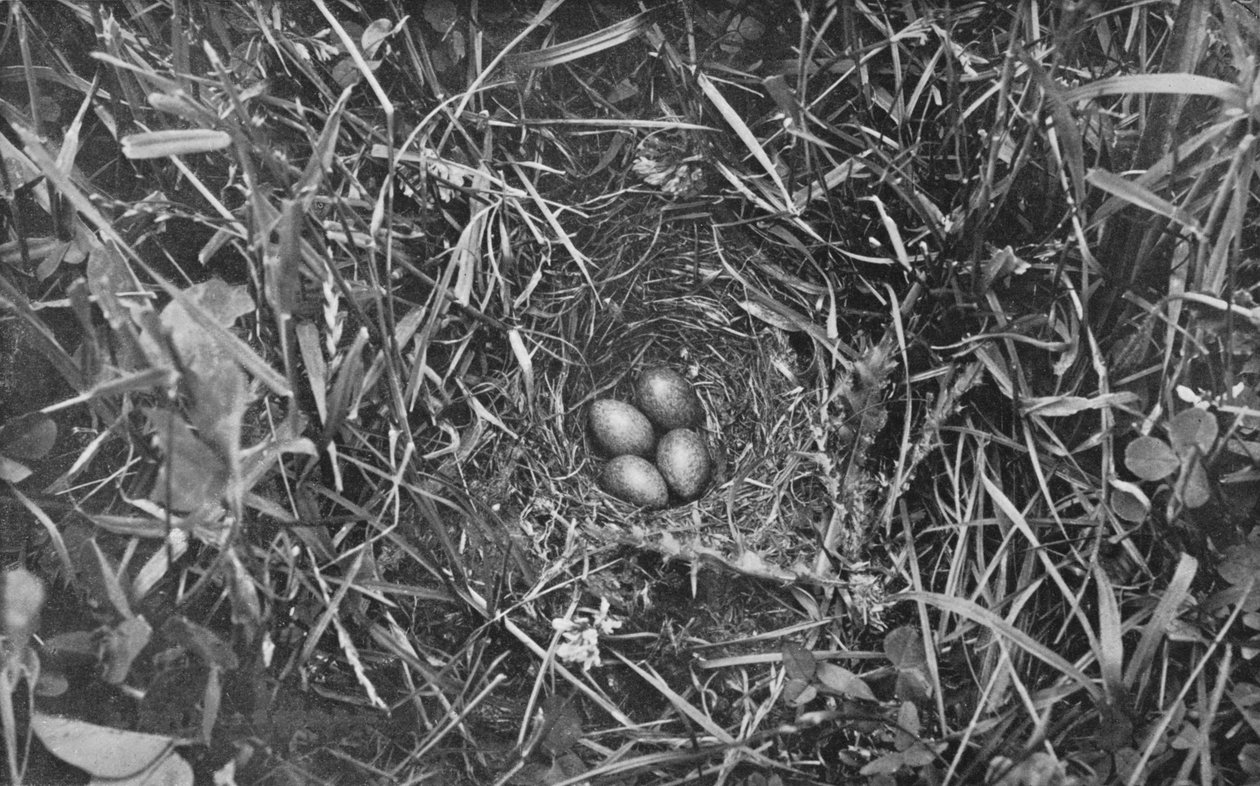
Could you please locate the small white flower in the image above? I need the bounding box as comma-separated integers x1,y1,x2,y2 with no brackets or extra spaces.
1176,385,1203,406
593,597,623,635
551,598,622,671
556,628,602,669
1177,383,1247,409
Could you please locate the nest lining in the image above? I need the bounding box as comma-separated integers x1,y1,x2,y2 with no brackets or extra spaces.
479,203,886,585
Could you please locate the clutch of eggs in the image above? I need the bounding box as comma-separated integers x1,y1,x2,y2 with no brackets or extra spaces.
588,367,711,506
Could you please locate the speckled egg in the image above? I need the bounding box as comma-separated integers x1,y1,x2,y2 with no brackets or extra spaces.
600,455,669,508
655,428,712,501
634,367,702,430
588,399,655,457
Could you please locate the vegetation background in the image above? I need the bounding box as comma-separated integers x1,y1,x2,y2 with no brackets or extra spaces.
1,0,1259,784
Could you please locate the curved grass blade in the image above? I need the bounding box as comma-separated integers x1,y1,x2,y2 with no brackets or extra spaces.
1064,73,1240,104
506,12,648,71
895,591,1101,702
695,72,791,212
1087,168,1205,241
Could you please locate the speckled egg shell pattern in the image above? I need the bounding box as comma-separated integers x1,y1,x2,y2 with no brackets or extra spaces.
655,428,711,501
600,455,669,508
588,399,656,457
634,367,702,431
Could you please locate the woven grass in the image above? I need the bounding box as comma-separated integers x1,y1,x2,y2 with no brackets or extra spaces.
435,184,898,604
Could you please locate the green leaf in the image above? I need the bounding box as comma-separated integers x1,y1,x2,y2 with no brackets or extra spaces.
884,627,927,670
781,640,816,681
201,666,222,747
1178,460,1212,508
182,278,254,326
695,71,791,211
782,677,811,704
895,667,933,704
422,0,459,34
0,413,56,460
2,567,46,646
899,743,937,768
42,368,178,414
895,591,1099,701
0,455,32,483
1169,722,1198,750
1241,742,1260,776
895,701,920,750
161,616,239,671
540,695,583,755
35,669,68,697
42,630,97,658
987,753,1071,786
1087,168,1204,240
31,713,178,780
1065,73,1241,103
1108,477,1150,523
81,540,132,619
504,12,649,71
814,663,876,702
1220,541,1260,587
1125,436,1180,481
143,408,228,513
861,750,910,775
1020,392,1136,417
1169,408,1218,458
361,19,397,59
789,682,818,707
98,615,153,684
1125,554,1198,686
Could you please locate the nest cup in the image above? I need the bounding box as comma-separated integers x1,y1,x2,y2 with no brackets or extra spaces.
519,218,844,577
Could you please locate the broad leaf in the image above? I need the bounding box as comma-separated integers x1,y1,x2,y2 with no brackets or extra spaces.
161,616,239,670
1108,477,1150,523
0,413,56,460
1169,408,1218,458
781,640,816,681
815,663,876,702
884,627,927,670
161,280,253,461
1125,436,1179,481
0,455,32,483
90,745,193,785
895,666,933,704
2,567,46,646
1220,540,1260,612
423,0,459,33
31,713,177,779
144,408,228,513
99,615,153,684
539,695,583,755
782,677,810,705
1178,460,1212,508
895,701,921,750
789,683,818,707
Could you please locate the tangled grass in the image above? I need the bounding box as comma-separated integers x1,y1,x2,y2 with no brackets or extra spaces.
2,1,1259,785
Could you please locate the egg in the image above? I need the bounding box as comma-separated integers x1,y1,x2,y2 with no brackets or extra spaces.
655,429,711,501
588,399,655,457
634,367,702,430
600,455,668,508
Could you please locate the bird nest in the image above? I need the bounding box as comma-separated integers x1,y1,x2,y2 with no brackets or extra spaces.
459,194,900,603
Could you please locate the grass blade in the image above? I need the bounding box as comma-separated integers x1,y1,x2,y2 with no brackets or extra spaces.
895,590,1100,702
